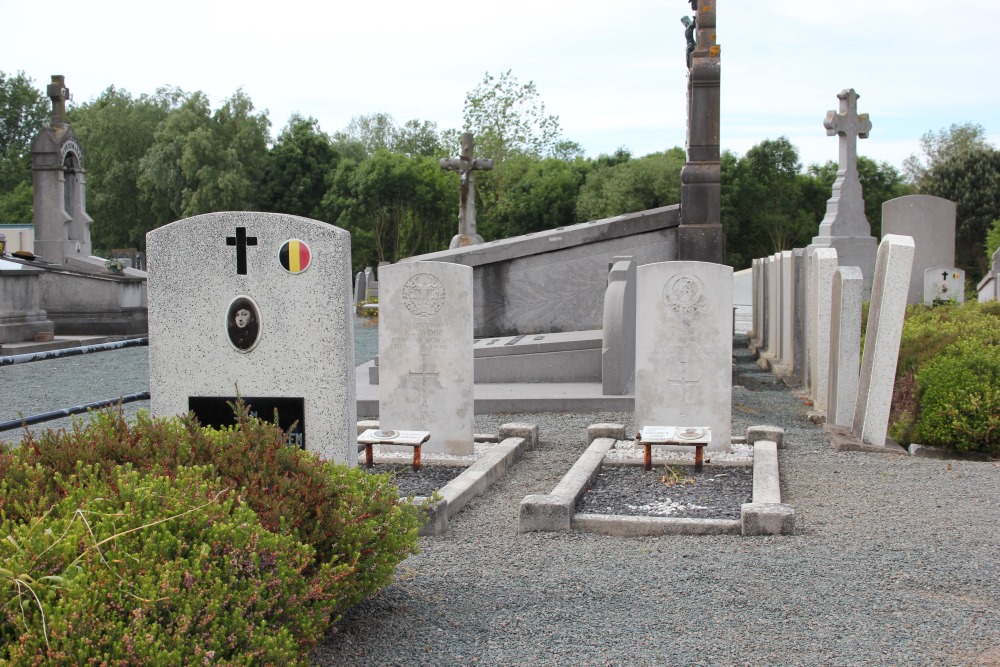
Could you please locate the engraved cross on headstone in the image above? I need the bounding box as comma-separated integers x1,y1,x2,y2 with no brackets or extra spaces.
668,360,700,418
408,353,440,406
440,132,493,249
47,75,70,125
226,227,258,275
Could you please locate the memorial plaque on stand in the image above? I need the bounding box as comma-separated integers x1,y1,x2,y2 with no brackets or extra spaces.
188,396,305,449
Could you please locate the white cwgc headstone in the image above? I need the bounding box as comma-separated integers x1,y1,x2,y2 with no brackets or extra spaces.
810,248,838,414
827,265,864,427
882,195,957,305
146,212,357,463
853,234,915,446
378,261,474,455
923,267,965,305
635,261,733,452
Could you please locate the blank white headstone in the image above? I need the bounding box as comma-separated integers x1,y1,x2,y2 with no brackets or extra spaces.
853,234,915,446
378,261,474,455
827,266,863,427
635,261,733,452
810,248,838,414
146,212,357,463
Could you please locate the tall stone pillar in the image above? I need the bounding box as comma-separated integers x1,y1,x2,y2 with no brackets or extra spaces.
31,75,94,264
678,0,723,264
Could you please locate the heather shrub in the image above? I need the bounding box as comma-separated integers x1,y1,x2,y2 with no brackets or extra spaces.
1,403,423,616
1,464,339,665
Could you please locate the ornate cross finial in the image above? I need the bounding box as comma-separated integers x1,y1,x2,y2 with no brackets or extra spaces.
47,75,71,125
824,88,871,173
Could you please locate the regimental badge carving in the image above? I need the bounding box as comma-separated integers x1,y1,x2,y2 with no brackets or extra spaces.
662,274,705,315
402,273,446,317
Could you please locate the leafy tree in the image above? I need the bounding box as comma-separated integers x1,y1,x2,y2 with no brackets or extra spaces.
67,86,173,250
575,148,684,223
0,181,32,224
484,156,590,239
138,89,270,227
903,122,992,189
334,112,398,155
923,146,1000,278
985,217,1000,265
0,70,48,205
260,114,339,218
395,119,443,157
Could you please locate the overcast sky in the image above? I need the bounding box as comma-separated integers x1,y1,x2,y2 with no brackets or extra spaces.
3,0,998,172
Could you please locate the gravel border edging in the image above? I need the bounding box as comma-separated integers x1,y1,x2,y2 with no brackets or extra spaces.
519,430,794,536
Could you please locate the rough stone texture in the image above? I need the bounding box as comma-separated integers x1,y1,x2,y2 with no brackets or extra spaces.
0,262,55,344
810,248,838,414
740,502,796,536
587,422,626,444
746,425,784,449
852,234,915,446
635,261,732,451
751,440,782,504
602,257,637,395
146,212,356,463
827,266,863,427
882,195,956,305
923,266,965,305
379,261,474,456
499,422,539,449
402,205,680,337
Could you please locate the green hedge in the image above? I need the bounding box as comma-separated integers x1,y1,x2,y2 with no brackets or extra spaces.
1,405,425,663
890,301,1000,455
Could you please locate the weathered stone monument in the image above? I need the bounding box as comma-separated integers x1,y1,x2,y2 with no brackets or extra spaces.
0,259,55,346
678,0,724,264
811,88,877,299
635,261,733,451
827,265,863,427
852,234,914,447
146,212,357,462
924,267,965,305
440,132,493,249
882,195,957,305
378,261,474,455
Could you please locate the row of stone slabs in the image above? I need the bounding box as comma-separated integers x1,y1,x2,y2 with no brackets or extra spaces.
364,420,792,538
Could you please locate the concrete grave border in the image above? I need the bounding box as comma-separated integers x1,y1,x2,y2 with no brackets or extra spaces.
519,425,794,537
358,421,538,536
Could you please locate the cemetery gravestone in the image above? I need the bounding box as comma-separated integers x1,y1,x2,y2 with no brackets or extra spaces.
146,212,357,463
378,261,474,456
924,267,965,305
882,195,957,305
810,248,838,415
635,261,733,452
827,265,863,427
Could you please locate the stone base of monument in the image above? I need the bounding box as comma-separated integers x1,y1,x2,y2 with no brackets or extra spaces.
357,421,538,536
518,425,794,537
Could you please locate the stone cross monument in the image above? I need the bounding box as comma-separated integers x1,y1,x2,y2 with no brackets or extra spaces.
440,132,493,249
31,75,94,265
811,88,877,298
678,0,723,264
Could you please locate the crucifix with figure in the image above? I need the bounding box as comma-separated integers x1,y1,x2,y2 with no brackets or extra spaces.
440,132,493,249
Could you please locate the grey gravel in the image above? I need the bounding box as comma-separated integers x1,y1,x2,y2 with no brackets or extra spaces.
3,331,998,665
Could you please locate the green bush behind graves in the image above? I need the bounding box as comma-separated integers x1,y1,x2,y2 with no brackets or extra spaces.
0,406,424,662
889,301,1000,455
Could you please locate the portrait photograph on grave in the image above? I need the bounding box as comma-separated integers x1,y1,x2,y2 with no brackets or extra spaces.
226,296,261,352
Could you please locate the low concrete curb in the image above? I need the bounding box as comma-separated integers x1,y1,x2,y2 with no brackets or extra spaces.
417,434,532,536
824,424,908,455
519,427,796,537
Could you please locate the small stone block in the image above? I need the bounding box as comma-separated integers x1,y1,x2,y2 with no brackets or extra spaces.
746,425,784,448
357,420,379,435
518,494,572,533
500,423,539,449
588,423,625,444
741,502,795,536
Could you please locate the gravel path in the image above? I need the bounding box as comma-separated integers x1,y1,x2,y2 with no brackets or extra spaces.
3,332,998,665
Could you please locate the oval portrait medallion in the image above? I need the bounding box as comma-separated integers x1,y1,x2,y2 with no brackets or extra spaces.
402,273,446,317
226,295,262,353
662,274,705,316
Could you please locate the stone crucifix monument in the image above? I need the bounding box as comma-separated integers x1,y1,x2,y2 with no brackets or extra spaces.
440,132,493,249
811,88,877,299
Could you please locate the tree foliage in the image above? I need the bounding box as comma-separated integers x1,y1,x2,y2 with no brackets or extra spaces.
576,148,684,222
0,70,48,219
903,122,991,189
260,114,340,219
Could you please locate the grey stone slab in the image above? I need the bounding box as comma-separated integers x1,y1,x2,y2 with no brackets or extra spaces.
378,261,474,455
602,257,637,395
146,212,356,463
882,195,956,305
923,266,965,305
852,235,915,446
635,261,733,451
810,248,838,414
827,266,863,427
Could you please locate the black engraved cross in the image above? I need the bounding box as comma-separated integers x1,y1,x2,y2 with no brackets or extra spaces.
226,227,258,275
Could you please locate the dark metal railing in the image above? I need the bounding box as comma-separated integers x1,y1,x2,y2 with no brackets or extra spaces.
0,391,151,433
0,337,149,367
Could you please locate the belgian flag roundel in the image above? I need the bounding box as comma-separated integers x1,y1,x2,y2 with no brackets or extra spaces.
279,239,311,274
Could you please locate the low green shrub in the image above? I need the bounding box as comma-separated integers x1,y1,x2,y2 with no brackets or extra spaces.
910,341,1000,456
2,464,339,665
1,403,424,617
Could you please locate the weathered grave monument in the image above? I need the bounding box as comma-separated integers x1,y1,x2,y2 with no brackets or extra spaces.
147,212,357,463
924,267,965,305
440,132,493,249
881,195,957,305
377,261,474,455
635,261,733,452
